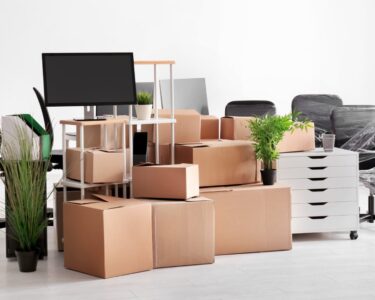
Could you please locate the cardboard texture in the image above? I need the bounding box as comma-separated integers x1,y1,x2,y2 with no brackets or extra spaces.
175,140,260,187
277,123,315,153
147,143,172,164
133,164,199,200
54,185,106,251
66,148,129,183
220,116,253,140
200,184,292,255
201,115,219,140
144,109,201,144
127,196,215,268
64,197,153,278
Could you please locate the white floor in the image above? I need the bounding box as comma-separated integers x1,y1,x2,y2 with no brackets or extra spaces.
1,175,375,300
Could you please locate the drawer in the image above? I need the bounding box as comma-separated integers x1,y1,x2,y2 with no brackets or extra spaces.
278,177,357,190
277,166,357,179
278,155,357,169
291,188,358,204
292,202,358,217
292,215,358,234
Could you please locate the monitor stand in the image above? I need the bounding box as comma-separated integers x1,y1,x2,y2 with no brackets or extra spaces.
84,106,95,119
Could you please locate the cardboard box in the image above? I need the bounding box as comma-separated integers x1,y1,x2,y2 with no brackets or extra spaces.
144,109,201,144
133,164,199,200
200,184,292,255
175,140,260,187
54,185,106,251
220,116,253,140
66,148,129,184
107,196,214,269
201,115,219,140
147,143,172,164
64,197,153,278
277,123,315,153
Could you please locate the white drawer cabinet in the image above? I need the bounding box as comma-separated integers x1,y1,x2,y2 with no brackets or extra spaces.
278,148,359,239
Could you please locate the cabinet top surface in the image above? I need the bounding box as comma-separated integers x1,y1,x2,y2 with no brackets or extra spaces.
279,148,358,157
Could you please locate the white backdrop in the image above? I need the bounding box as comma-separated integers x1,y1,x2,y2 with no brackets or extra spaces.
1,0,375,149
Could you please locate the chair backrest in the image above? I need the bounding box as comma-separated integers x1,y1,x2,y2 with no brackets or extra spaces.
331,106,375,147
225,100,276,117
33,87,53,148
291,94,343,134
160,78,209,115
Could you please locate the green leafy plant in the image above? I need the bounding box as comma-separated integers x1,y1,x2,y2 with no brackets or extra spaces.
136,91,153,105
0,127,49,251
248,113,311,170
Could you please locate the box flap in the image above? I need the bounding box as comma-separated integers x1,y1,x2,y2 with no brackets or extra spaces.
93,194,124,203
185,196,212,202
176,143,209,148
68,199,102,205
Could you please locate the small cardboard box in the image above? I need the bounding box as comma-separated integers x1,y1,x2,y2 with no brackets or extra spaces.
201,115,219,140
277,123,315,153
175,140,260,187
133,164,199,200
66,148,129,184
144,109,201,144
64,197,153,278
147,143,172,164
220,116,252,140
200,184,292,255
54,184,106,251
129,196,215,269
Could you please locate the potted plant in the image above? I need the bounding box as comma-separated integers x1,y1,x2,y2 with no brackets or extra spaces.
0,128,49,272
135,91,153,120
248,113,311,185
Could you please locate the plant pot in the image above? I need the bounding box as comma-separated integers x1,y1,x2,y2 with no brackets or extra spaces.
135,104,153,120
322,133,335,152
261,169,276,185
15,249,39,272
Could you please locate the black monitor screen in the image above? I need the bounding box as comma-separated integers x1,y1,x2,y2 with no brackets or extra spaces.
42,53,137,106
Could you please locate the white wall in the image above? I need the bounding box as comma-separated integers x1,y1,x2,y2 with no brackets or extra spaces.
1,0,375,149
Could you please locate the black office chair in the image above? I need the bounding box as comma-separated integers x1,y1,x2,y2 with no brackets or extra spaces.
331,106,375,223
225,100,276,117
292,94,343,146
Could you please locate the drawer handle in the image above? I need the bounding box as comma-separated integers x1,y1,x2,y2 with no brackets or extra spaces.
309,216,328,219
308,156,327,159
308,167,327,170
309,202,328,206
308,177,327,181
309,188,327,192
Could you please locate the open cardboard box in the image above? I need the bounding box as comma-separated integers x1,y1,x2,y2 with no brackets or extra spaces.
64,196,153,278
175,139,260,187
200,184,292,255
133,163,199,200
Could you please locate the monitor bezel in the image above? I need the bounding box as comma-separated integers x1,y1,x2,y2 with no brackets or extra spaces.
42,52,137,107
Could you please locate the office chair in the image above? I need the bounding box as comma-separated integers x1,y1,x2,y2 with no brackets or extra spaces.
291,94,343,146
331,106,375,223
225,100,276,117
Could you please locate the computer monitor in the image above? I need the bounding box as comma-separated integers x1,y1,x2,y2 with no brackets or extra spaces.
42,53,137,106
96,82,154,116
159,78,209,115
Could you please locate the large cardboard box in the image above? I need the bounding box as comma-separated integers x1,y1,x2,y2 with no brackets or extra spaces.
277,123,315,153
66,148,129,184
116,196,214,269
144,109,201,144
64,197,153,278
201,115,219,140
200,184,292,255
220,116,252,140
54,185,106,251
175,140,260,187
133,164,199,200
147,143,172,164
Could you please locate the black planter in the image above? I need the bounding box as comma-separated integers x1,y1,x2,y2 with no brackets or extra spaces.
15,249,39,272
261,169,276,185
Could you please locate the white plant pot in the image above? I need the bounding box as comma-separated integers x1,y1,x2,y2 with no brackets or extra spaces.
135,104,153,120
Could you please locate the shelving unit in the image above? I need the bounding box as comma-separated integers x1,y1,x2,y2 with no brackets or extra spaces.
60,60,176,201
